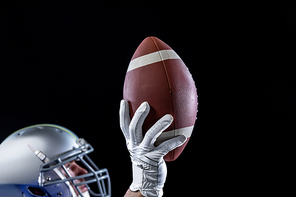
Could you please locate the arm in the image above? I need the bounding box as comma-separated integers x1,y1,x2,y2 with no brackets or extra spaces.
124,189,144,197
120,100,187,197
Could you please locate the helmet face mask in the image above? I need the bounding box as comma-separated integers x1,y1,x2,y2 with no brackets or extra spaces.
0,124,111,197
38,139,111,197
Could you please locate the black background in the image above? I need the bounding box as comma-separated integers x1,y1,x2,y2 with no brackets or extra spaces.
0,1,294,196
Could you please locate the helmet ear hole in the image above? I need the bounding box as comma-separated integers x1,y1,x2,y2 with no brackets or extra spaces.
27,187,46,196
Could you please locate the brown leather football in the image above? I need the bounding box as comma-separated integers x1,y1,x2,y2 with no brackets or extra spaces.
123,36,198,161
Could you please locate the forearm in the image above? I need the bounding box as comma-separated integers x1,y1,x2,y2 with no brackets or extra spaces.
124,189,144,197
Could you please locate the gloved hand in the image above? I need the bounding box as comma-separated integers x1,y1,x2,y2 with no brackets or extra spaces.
119,100,187,197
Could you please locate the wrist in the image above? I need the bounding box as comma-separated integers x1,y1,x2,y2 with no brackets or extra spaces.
125,189,144,197
130,159,166,197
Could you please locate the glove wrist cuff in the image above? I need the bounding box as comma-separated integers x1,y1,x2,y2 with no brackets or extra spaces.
130,161,165,197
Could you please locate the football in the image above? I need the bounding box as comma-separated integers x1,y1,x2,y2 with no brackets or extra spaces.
123,36,198,161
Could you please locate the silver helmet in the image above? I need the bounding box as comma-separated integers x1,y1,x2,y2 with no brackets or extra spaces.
0,124,111,197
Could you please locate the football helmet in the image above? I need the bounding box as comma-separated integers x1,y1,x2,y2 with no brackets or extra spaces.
0,124,111,197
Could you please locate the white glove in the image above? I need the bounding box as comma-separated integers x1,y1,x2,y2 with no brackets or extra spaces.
119,100,187,197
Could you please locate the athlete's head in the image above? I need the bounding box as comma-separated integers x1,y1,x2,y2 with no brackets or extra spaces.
0,124,111,197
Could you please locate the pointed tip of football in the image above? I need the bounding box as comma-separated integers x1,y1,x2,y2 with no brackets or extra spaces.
131,36,172,60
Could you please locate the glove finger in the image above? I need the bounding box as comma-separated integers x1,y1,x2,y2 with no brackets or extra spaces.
129,101,150,144
141,114,173,148
153,135,187,156
119,100,131,141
